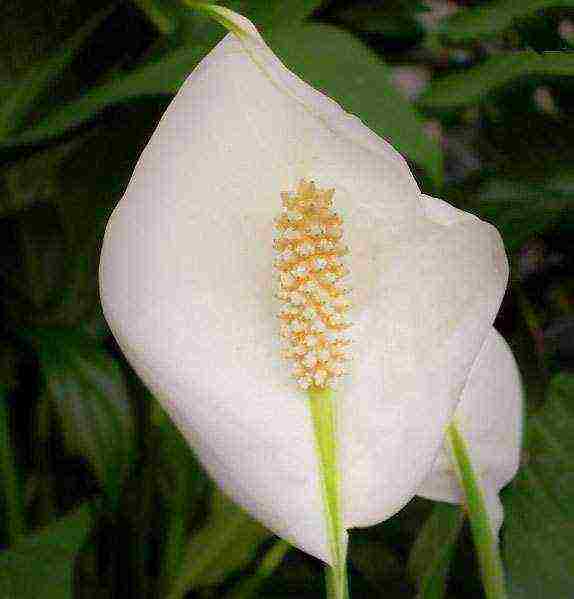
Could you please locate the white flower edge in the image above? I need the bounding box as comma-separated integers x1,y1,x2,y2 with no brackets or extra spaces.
99,12,509,563
417,326,523,538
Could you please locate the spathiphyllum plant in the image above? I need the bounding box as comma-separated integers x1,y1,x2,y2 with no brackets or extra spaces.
99,5,522,598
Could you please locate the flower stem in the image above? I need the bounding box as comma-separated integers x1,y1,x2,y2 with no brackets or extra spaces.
0,387,25,544
308,388,349,599
446,420,508,599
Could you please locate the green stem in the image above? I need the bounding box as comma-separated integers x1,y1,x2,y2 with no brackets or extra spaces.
446,420,508,599
308,388,349,599
0,387,25,544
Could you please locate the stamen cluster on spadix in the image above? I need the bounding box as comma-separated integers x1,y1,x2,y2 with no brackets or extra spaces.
274,180,353,391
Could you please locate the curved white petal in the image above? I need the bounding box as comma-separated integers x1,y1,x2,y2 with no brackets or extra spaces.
99,20,508,562
417,327,523,537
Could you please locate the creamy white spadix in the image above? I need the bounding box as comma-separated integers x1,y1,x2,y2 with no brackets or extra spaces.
99,10,516,563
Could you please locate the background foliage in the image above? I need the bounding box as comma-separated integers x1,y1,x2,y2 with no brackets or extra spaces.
1,0,573,597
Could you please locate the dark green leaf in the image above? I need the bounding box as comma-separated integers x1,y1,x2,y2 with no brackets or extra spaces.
1,137,81,217
471,172,574,251
1,43,211,152
349,531,402,591
226,539,291,599
503,373,574,597
0,503,93,599
224,0,324,30
0,0,103,87
152,404,210,594
420,51,574,110
0,6,115,140
333,1,423,39
0,204,68,321
407,502,465,599
439,0,574,43
170,489,271,595
130,0,178,34
31,328,136,508
266,23,443,185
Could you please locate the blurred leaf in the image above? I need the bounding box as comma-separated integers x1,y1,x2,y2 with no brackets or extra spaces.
0,0,101,85
0,503,93,599
467,171,574,251
1,137,81,217
153,405,210,594
31,328,136,508
1,43,210,153
349,531,403,591
131,0,178,34
0,204,68,322
169,489,272,596
503,373,574,597
420,51,574,110
407,502,464,599
266,23,443,185
223,0,324,30
226,539,291,599
0,5,114,140
438,0,574,43
332,0,423,39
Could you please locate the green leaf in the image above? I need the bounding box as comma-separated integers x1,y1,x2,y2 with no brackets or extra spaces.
266,23,443,186
226,539,291,599
224,0,324,30
439,0,574,43
469,171,574,251
130,0,178,34
408,503,465,599
349,531,402,591
0,503,93,599
152,404,210,594
0,204,68,321
503,373,574,597
0,5,114,140
420,51,574,110
1,137,81,218
1,43,211,152
168,489,272,597
333,1,423,39
31,328,136,508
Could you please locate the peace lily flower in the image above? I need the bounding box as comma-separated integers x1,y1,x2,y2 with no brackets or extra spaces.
99,7,520,568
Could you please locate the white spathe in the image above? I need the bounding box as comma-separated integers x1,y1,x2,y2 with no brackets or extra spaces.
417,326,523,537
99,11,513,564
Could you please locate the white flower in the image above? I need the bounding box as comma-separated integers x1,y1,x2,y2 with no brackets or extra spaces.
417,328,523,537
99,10,514,564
